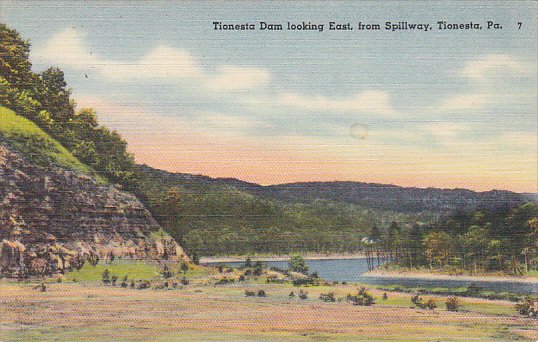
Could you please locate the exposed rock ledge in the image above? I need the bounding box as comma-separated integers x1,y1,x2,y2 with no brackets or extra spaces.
0,142,187,277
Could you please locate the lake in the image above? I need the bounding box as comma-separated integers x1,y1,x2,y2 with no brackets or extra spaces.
204,258,537,294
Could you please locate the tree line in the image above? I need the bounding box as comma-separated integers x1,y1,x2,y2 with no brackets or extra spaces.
378,204,538,275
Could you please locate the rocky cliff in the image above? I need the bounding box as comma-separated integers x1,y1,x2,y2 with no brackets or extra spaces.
0,141,187,277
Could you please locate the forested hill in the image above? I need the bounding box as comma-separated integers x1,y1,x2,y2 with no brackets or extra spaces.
138,165,529,215
258,182,528,214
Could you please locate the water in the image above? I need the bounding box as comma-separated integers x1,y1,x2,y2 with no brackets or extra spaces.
204,258,537,294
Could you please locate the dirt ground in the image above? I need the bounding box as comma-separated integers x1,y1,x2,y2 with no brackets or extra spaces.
0,280,536,341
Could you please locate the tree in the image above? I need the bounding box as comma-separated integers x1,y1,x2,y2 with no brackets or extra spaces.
161,265,173,279
504,204,538,274
387,221,402,262
101,269,111,284
289,254,308,274
0,24,34,89
34,67,74,126
405,224,425,268
423,231,452,268
461,226,490,272
72,140,100,167
180,261,189,274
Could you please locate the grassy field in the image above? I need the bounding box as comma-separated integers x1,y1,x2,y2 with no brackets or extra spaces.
0,106,103,181
1,263,536,341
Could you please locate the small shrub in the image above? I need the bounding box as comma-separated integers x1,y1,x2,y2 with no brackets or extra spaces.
425,298,437,310
382,293,388,300
266,275,285,284
245,290,256,297
180,261,189,274
298,290,308,300
253,261,263,276
33,283,46,292
120,275,129,288
216,277,234,285
412,295,436,310
111,275,118,286
445,297,461,312
515,297,538,318
101,269,111,284
257,290,266,297
180,277,189,286
347,288,375,306
319,292,336,302
161,265,173,279
238,275,246,281
136,280,151,290
342,281,347,285
292,276,320,287
289,291,295,298
130,280,135,288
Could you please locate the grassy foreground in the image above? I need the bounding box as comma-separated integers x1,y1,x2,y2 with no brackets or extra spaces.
1,263,536,341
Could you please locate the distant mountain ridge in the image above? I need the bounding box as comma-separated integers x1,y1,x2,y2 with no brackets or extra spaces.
139,165,531,214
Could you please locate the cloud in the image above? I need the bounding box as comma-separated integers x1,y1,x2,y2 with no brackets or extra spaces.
435,93,492,112
277,90,398,116
34,28,270,90
102,44,203,80
33,28,98,68
432,55,537,114
205,66,271,91
461,54,535,79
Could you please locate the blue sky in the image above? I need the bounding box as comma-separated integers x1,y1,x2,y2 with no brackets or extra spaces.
1,1,536,191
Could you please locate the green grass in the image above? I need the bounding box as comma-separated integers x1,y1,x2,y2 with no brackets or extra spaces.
527,269,538,277
0,106,104,181
64,260,161,282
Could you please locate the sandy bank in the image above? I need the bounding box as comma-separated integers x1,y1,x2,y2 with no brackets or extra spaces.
365,269,538,284
200,253,366,263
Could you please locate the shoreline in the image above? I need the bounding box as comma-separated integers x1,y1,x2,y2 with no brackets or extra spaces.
365,269,538,284
200,252,366,263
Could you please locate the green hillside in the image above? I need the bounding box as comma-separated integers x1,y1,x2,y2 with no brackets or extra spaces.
0,106,103,181
136,165,416,256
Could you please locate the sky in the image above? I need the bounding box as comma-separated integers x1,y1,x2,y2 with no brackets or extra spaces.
1,1,537,192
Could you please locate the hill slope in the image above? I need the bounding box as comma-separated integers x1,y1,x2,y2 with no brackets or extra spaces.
134,165,531,256
0,107,186,277
0,107,97,178
138,165,527,215
260,182,526,214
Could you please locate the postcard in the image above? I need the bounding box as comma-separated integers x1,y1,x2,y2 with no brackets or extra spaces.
0,1,537,341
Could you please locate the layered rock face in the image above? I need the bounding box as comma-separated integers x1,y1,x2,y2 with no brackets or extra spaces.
0,142,187,277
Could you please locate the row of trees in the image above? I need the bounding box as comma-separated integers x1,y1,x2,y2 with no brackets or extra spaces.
380,204,538,275
0,23,137,186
